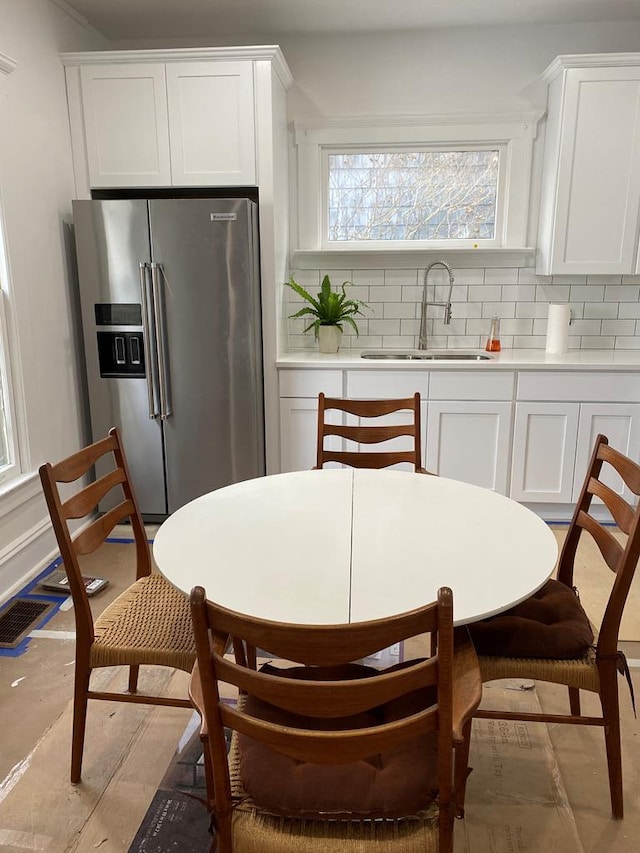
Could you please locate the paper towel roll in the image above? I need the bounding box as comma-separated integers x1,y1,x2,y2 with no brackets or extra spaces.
545,303,571,354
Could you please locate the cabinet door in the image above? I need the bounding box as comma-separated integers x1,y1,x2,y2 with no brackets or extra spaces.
511,402,579,502
80,64,171,187
539,66,640,275
166,62,256,186
426,401,512,493
280,398,343,473
573,403,640,502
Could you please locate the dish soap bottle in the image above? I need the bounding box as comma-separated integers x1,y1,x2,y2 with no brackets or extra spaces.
485,316,501,352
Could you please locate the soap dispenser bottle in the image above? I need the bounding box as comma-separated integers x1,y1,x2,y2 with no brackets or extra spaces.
485,316,501,352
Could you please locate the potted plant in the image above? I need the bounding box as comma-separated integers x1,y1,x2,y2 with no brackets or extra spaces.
285,274,368,353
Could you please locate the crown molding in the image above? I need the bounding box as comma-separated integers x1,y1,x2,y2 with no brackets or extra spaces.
543,52,640,82
60,45,293,88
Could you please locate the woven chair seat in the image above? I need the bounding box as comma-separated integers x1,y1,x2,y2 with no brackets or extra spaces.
90,573,196,672
479,643,599,693
226,725,439,853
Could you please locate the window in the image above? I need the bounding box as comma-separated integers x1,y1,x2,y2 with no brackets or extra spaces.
0,204,18,483
293,114,541,256
327,148,501,243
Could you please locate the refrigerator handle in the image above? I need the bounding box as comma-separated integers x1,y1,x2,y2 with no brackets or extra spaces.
150,263,172,420
139,263,159,419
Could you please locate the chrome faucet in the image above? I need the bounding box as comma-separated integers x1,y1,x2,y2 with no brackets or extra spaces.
418,260,455,350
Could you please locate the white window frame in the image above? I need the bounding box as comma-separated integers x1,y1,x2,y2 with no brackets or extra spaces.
0,193,21,485
0,52,22,486
323,143,507,249
292,113,542,260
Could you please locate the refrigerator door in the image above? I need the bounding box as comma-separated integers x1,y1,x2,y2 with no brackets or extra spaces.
148,198,265,512
72,200,167,516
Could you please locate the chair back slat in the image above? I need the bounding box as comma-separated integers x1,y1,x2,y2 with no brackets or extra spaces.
599,443,640,495
205,598,439,666
323,424,417,443
321,397,419,418
588,478,635,534
316,392,425,472
49,433,118,483
220,703,438,765
322,450,418,468
74,499,136,556
61,469,127,521
576,510,624,573
214,654,437,718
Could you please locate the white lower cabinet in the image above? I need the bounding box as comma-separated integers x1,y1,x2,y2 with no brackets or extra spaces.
279,398,335,472
573,403,640,502
510,402,580,502
426,401,513,493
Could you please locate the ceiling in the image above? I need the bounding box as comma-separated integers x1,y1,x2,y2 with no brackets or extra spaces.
61,0,640,40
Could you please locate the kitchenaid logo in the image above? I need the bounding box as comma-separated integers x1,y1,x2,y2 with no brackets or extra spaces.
210,213,237,221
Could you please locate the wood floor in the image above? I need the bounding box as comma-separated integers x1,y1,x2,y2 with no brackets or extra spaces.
0,525,639,852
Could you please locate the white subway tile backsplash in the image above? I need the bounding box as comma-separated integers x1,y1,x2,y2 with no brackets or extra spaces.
583,302,619,319
602,319,636,335
285,265,640,353
500,318,534,335
536,284,570,301
369,318,401,335
614,336,640,349
605,285,640,302
352,270,384,288
502,284,536,301
570,285,604,302
581,336,616,349
369,285,402,302
516,302,549,319
618,302,640,319
484,268,518,285
452,268,484,285
468,285,502,302
383,302,418,319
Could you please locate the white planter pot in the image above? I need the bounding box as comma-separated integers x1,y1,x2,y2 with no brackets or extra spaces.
318,325,343,353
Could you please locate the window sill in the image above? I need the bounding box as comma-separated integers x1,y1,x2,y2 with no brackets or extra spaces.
291,247,537,270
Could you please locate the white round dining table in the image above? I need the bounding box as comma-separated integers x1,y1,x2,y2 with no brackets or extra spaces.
153,469,558,627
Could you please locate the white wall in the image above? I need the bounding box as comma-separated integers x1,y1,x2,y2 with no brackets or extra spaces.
3,14,640,600
0,0,107,601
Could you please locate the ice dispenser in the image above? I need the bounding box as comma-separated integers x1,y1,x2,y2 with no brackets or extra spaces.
95,303,145,378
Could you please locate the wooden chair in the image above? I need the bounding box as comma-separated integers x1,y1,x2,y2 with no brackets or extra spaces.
189,585,481,853
315,392,431,472
465,434,640,819
39,427,196,783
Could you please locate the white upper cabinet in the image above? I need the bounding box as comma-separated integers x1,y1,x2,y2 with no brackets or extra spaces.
80,63,171,186
62,50,280,189
166,62,255,186
536,54,640,275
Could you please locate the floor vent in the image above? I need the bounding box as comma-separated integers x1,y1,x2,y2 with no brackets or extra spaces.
0,599,55,649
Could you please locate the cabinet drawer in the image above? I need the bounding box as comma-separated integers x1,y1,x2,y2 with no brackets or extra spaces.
279,369,342,398
346,370,428,399
429,371,514,401
517,371,640,402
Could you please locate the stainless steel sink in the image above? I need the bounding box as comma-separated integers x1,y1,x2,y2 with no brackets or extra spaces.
361,351,493,361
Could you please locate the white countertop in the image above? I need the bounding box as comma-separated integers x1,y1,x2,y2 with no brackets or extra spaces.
277,348,640,371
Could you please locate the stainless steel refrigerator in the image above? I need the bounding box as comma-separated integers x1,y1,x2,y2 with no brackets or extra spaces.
72,198,265,519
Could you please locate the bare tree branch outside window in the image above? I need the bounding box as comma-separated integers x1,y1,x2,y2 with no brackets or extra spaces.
328,150,499,241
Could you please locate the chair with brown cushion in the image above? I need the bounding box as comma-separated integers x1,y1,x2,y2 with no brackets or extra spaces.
315,392,432,472
189,585,481,853
465,433,640,819
39,427,196,783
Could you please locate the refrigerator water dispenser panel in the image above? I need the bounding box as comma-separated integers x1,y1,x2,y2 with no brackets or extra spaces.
97,331,145,378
